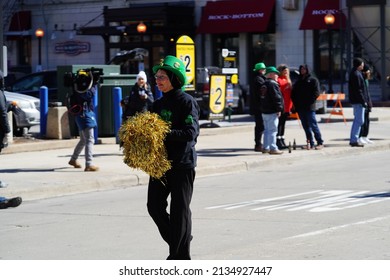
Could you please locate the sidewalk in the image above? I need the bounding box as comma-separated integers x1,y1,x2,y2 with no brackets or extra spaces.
1,107,390,201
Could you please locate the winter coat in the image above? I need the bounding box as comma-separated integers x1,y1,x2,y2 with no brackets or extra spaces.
291,73,320,111
71,87,97,130
152,88,200,169
252,73,266,115
348,68,369,106
278,76,293,113
259,79,284,114
121,82,154,120
0,90,11,152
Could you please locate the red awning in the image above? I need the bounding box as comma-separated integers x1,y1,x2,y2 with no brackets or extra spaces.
6,11,32,38
197,0,275,34
300,0,346,30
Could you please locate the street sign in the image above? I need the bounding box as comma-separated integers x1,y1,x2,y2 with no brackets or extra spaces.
208,74,226,120
176,35,195,91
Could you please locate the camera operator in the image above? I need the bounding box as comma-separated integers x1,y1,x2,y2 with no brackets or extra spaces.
67,69,100,172
1,70,23,209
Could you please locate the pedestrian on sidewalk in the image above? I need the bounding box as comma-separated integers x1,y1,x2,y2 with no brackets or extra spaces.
252,62,266,152
1,71,22,210
348,58,368,147
120,70,154,122
260,66,284,155
291,64,324,150
147,55,200,260
0,70,10,154
358,64,374,144
68,70,99,171
276,64,293,150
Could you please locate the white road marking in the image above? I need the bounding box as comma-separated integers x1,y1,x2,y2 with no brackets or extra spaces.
207,190,390,213
285,215,390,240
205,190,323,210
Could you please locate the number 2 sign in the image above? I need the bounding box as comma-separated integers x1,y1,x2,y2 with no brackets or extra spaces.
176,35,195,91
209,75,226,117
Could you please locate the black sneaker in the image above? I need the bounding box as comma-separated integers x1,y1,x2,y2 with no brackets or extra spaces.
350,142,364,147
0,197,22,209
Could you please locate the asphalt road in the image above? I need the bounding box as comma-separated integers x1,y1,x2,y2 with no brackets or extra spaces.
2,149,390,260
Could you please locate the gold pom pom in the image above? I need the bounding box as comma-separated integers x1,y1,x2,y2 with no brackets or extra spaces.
119,112,171,179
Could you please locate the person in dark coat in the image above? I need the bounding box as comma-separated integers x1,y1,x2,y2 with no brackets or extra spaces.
121,70,154,122
291,64,324,150
358,64,374,144
147,55,200,260
348,57,369,147
0,70,22,209
252,62,266,152
260,66,284,155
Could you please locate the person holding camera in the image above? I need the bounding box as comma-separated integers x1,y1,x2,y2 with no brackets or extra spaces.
121,71,154,122
68,70,99,171
1,70,23,209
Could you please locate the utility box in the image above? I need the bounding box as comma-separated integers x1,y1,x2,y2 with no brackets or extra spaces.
57,65,135,137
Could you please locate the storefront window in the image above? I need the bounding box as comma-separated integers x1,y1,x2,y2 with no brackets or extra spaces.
315,30,343,85
251,34,276,67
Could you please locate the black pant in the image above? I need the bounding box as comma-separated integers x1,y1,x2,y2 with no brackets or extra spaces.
277,112,289,137
147,168,195,260
359,109,370,137
254,113,264,146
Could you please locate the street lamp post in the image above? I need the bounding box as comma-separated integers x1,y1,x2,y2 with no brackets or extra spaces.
324,13,335,93
137,22,147,72
35,28,44,72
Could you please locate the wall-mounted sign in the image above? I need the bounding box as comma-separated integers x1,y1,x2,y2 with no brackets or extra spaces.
55,41,91,56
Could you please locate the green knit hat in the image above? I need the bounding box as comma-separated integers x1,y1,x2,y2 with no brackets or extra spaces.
153,55,187,86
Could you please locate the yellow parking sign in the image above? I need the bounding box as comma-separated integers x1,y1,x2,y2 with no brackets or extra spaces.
176,35,195,91
209,75,226,119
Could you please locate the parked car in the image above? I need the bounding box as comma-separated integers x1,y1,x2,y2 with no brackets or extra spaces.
194,66,246,118
4,91,40,136
6,70,58,103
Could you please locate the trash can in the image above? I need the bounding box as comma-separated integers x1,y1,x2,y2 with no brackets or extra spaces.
98,74,137,136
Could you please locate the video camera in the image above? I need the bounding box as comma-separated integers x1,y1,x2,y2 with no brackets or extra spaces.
64,67,104,93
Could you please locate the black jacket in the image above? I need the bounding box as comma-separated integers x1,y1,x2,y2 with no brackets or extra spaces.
121,82,154,120
251,73,266,115
291,73,320,111
0,90,11,152
348,68,368,105
259,79,284,114
152,88,200,169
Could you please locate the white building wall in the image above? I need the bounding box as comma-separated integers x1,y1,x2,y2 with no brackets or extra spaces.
275,0,314,69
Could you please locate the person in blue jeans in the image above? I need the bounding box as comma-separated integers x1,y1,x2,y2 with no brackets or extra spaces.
1,71,22,210
348,58,368,147
291,64,324,150
259,66,284,155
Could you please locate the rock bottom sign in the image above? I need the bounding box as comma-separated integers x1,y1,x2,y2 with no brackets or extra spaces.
55,41,91,56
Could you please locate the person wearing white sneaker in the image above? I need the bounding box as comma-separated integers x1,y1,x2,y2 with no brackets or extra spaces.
359,64,374,145
358,137,367,145
363,137,374,144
